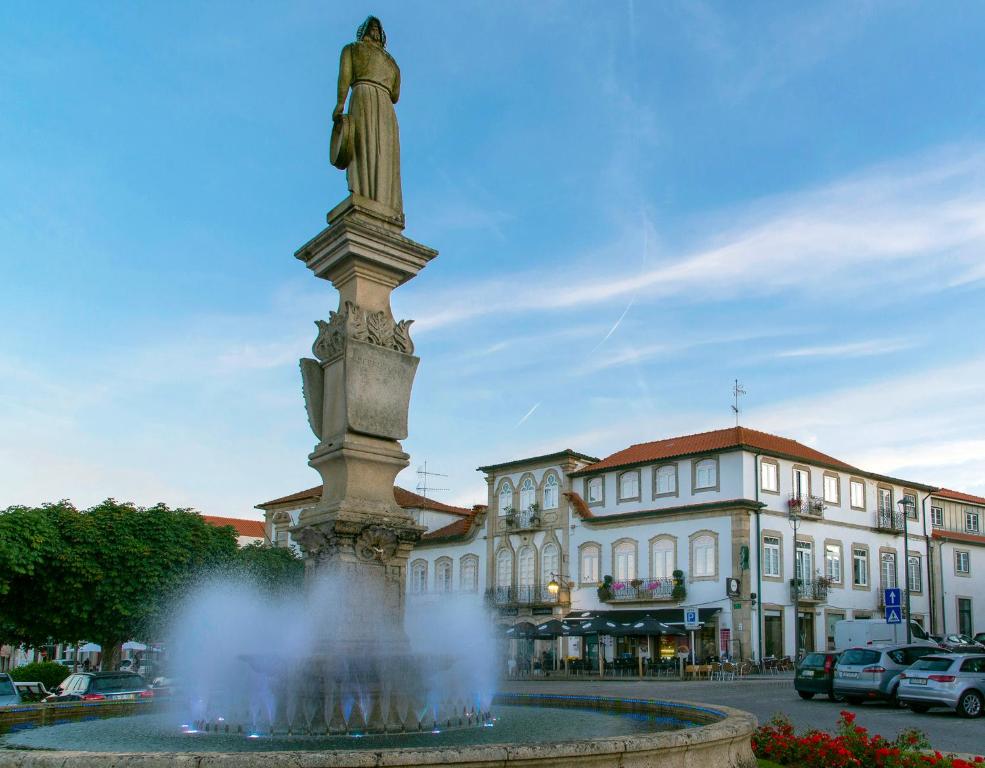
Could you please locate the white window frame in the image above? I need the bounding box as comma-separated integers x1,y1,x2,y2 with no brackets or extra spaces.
495,548,513,587
763,536,781,578
853,548,869,587
499,482,513,513
760,460,779,493
881,551,898,589
460,555,479,593
694,459,718,491
655,465,677,496
618,470,640,502
650,537,675,578
693,534,716,578
878,487,893,515
825,543,842,584
517,545,536,587
907,554,922,593
614,540,636,581
542,474,559,510
965,510,980,533
411,560,427,594
956,550,971,575
931,506,943,527
850,479,866,510
795,540,813,582
519,476,536,511
541,541,559,586
580,544,600,584
435,558,453,593
793,467,810,500
587,477,604,504
823,474,840,505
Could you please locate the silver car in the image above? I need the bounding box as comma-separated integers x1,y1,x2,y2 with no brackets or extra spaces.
833,644,940,705
898,653,985,718
0,673,22,707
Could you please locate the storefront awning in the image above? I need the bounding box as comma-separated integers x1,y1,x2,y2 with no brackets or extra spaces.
563,608,721,626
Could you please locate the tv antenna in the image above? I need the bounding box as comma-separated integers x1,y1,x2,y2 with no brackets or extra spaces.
732,379,746,426
416,460,448,500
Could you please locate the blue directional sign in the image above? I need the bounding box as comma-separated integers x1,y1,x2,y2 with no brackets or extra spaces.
885,606,903,624
884,587,901,607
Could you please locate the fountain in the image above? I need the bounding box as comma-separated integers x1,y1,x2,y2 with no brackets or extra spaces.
0,16,757,767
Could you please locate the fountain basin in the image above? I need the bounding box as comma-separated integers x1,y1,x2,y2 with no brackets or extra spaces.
0,694,757,767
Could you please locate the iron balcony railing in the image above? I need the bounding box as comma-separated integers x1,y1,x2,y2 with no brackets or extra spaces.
875,509,906,533
486,585,562,606
602,579,676,602
788,495,825,517
790,578,829,602
501,508,542,531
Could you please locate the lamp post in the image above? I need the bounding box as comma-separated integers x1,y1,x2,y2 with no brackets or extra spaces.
546,574,569,672
898,497,914,643
788,500,801,659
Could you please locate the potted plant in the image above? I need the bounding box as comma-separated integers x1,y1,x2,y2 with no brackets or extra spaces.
671,569,686,601
597,575,613,601
503,507,516,527
528,502,541,527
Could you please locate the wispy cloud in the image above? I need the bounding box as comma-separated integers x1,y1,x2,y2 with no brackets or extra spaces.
515,402,540,428
775,338,917,359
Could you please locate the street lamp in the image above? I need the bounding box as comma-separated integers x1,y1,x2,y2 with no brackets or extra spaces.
898,496,915,643
547,577,560,595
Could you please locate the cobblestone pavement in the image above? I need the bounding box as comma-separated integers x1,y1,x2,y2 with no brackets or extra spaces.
501,675,985,756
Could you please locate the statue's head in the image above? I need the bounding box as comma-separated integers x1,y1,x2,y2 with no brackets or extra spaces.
356,15,386,48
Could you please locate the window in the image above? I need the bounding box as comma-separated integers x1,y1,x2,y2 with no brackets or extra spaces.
878,487,893,514
795,541,813,581
931,506,943,527
850,479,865,509
435,559,453,593
907,554,922,593
903,492,917,519
823,474,840,505
543,474,559,510
965,510,980,533
693,534,716,577
793,467,810,499
580,544,600,584
618,471,640,501
410,560,427,593
880,551,897,589
760,460,779,493
655,465,677,496
614,540,636,581
541,542,559,586
956,550,971,575
694,459,717,490
853,548,868,586
651,538,675,578
495,549,513,587
499,482,513,513
763,536,781,578
460,555,478,592
587,477,603,504
825,543,842,583
517,546,535,587
519,476,535,511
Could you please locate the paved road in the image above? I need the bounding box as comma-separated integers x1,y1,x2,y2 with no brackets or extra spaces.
502,676,985,756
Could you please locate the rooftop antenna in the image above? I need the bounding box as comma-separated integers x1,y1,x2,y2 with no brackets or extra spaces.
732,379,746,427
416,460,448,500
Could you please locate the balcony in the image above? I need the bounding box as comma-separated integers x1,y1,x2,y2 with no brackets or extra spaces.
500,506,543,532
788,495,825,518
790,577,829,603
875,509,906,533
486,585,565,607
600,578,677,603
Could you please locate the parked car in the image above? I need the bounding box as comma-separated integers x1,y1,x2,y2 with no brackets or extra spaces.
898,653,985,717
937,635,985,653
834,644,940,705
975,633,985,646
0,673,22,707
44,672,152,702
795,651,842,701
13,681,50,703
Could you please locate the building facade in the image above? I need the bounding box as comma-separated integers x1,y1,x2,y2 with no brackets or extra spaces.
928,488,985,638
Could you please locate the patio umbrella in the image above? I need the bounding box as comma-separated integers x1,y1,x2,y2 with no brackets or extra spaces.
533,620,567,637
619,616,686,637
504,621,537,638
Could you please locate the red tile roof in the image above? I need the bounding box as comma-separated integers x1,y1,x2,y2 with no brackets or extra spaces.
564,491,593,519
934,488,985,506
202,515,266,538
572,426,858,475
421,516,473,542
931,529,985,545
256,485,473,516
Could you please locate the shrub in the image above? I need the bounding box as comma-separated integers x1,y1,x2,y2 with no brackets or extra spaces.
9,661,71,691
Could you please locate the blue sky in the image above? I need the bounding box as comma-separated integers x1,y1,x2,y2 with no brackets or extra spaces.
3,1,985,516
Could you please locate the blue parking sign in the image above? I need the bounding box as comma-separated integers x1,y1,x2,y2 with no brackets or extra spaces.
885,606,902,624
883,587,901,607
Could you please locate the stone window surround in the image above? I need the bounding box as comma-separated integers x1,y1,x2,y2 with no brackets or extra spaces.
902,490,919,520
578,541,602,586
434,556,453,591
930,505,943,527
966,508,981,533
516,543,539,587
495,544,515,587
410,557,428,592
517,472,537,511
794,533,816,582
878,546,899,589
906,550,923,595
955,548,971,577
540,470,561,510
652,463,680,499
824,608,847,651
850,477,867,511
648,534,678,578
540,536,561,584
611,537,639,582
689,529,719,581
617,469,642,504
761,529,784,582
791,464,812,499
760,458,780,495
824,538,844,587
459,554,479,592
585,475,605,507
691,456,720,494
851,543,870,591
496,478,515,515
823,472,841,506
877,485,894,513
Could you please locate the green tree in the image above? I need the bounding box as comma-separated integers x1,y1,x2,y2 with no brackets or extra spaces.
235,541,304,594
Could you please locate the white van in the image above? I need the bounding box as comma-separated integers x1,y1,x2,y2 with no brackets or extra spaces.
834,619,937,650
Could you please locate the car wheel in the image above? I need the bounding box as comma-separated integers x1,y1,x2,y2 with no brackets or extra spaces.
957,690,983,718
798,691,815,700
845,696,864,705
889,686,905,708
909,702,930,714
828,691,844,703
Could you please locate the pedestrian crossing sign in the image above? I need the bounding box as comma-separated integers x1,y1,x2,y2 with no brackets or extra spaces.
885,605,902,624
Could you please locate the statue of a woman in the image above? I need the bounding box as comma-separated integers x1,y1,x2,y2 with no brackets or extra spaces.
332,16,402,217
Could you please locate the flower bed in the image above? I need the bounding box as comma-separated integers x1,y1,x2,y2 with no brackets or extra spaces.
752,711,984,768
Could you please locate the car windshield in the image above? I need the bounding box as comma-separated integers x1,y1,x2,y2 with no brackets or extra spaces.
840,649,881,665
0,678,15,695
910,657,954,672
802,653,826,666
91,675,144,692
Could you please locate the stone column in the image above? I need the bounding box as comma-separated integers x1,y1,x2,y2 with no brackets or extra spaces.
292,193,437,644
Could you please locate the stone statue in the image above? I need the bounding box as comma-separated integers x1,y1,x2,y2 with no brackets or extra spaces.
332,16,402,216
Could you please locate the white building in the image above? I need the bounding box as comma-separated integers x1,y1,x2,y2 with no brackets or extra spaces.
928,488,985,638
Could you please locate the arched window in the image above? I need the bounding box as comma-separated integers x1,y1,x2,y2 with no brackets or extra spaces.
587,477,603,504
499,482,514,513
410,560,427,594
541,542,559,586
496,549,513,587
580,543,600,584
519,476,536,510
543,474,559,510
694,459,718,490
692,534,716,577
651,538,675,578
614,540,636,581
517,546,536,586
435,558,453,593
881,551,897,589
618,471,640,501
655,465,677,495
460,555,479,592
